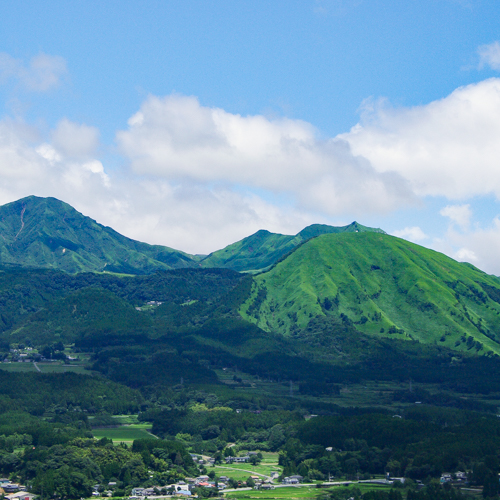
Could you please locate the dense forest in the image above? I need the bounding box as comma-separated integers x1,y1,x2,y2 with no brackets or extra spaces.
1,260,500,499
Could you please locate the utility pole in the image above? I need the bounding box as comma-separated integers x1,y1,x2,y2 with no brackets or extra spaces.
289,380,293,397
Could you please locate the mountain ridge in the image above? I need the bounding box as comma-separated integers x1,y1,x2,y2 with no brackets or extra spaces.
240,231,500,355
199,221,385,272
0,196,385,274
0,196,198,274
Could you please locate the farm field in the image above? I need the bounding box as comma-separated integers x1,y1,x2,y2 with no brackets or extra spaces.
0,362,39,372
36,363,89,374
214,457,282,481
0,362,89,374
92,424,156,446
110,414,140,424
225,486,326,499
225,483,394,500
214,369,500,414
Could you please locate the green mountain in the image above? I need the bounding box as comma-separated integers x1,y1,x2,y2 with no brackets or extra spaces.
7,287,153,346
0,196,197,274
240,231,500,355
200,221,385,272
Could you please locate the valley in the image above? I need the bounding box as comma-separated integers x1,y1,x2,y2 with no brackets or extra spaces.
0,196,498,499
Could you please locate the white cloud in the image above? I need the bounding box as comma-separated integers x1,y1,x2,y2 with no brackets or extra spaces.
0,116,320,254
116,94,414,217
440,204,471,230
52,119,100,159
454,247,477,262
438,218,500,273
392,226,428,242
0,119,110,213
8,84,500,268
478,41,500,71
340,78,500,200
0,53,67,92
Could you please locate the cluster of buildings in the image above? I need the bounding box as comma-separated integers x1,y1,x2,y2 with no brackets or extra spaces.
281,475,303,485
224,451,260,464
128,476,223,498
224,455,250,464
3,347,78,364
190,454,215,467
0,479,37,500
440,472,468,484
126,472,284,498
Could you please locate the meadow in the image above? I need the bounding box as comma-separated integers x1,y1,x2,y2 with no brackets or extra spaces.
225,486,323,500
0,362,88,374
92,424,156,446
214,460,282,481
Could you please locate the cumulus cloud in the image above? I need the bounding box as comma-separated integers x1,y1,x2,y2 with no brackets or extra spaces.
0,116,320,254
0,53,67,92
116,94,414,216
392,226,428,242
0,121,109,206
105,181,315,254
8,84,500,266
340,78,500,200
478,41,500,71
51,118,100,159
437,218,500,274
440,204,471,230
454,247,477,262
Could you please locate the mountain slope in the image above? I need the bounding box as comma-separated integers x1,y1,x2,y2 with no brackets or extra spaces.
200,221,385,272
7,287,153,346
240,232,500,354
0,196,197,274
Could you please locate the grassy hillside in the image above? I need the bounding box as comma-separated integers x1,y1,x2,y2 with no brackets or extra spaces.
200,221,385,272
0,196,197,273
240,232,500,355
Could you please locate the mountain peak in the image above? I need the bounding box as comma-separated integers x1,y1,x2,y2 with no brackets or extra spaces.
0,195,197,274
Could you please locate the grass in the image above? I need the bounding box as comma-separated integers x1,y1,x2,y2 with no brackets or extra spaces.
225,487,322,499
0,363,38,372
215,464,281,481
36,363,90,374
110,415,140,424
241,231,500,354
213,452,282,481
226,483,394,500
92,424,156,446
0,362,89,374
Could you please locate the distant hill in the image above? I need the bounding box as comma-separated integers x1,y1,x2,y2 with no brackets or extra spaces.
0,196,387,275
0,196,198,274
200,221,385,272
240,231,500,355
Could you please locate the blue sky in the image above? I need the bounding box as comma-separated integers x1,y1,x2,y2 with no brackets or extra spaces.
2,0,500,272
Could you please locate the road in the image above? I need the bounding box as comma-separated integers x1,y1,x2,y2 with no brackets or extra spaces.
223,479,393,493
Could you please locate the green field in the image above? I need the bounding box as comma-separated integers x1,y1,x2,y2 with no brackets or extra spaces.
214,453,282,481
0,363,39,372
0,362,89,374
226,483,394,500
110,414,140,424
92,424,156,445
225,487,322,499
